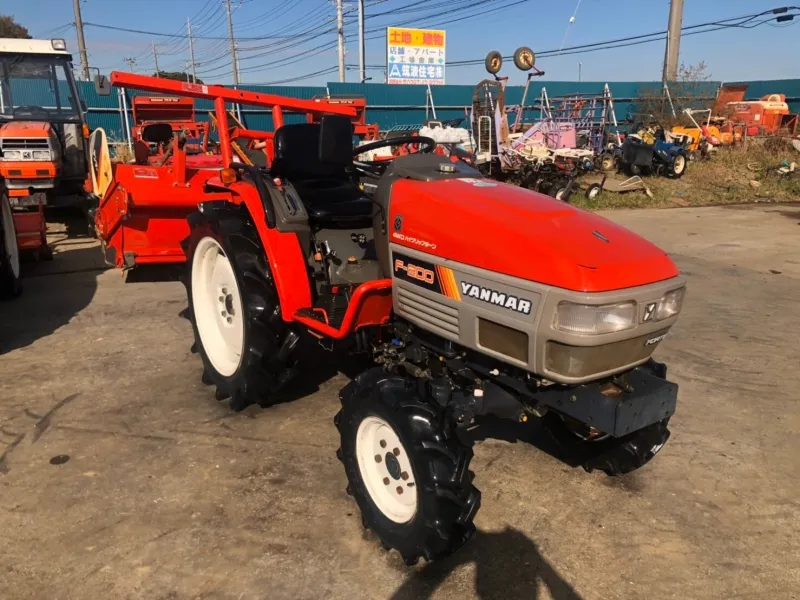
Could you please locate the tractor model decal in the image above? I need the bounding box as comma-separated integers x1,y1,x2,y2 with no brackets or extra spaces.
392,251,460,300
459,282,532,315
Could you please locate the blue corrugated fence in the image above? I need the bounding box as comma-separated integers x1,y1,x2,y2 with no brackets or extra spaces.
64,78,800,139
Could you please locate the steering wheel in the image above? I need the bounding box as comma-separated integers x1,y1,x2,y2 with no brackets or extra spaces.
353,135,436,177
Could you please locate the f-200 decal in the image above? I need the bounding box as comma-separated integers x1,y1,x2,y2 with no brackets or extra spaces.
460,282,532,315
391,252,461,300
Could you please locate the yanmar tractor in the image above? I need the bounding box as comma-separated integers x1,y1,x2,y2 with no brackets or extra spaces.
94,72,685,565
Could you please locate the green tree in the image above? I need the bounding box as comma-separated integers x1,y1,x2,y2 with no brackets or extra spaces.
154,71,204,84
0,15,31,39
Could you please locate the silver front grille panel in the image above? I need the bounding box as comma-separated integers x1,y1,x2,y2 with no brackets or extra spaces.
396,287,460,337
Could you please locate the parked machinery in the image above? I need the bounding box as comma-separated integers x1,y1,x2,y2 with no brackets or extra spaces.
0,37,91,259
92,71,684,565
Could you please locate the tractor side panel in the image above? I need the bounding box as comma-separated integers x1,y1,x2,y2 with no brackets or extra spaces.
232,187,313,319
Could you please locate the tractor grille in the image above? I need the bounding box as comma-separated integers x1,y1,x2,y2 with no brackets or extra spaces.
0,138,50,151
545,328,670,379
396,287,459,337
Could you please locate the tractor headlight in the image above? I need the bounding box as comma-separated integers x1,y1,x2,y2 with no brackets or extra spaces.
554,301,636,335
2,150,21,160
33,150,51,161
655,287,685,320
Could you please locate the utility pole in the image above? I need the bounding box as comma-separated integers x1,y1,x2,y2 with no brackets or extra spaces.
187,18,197,83
72,0,90,81
152,43,160,76
336,0,345,82
225,0,240,86
357,0,365,83
124,57,136,73
578,62,582,83
662,0,684,82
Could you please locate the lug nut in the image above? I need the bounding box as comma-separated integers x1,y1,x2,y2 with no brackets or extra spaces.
226,317,233,324
400,472,409,481
374,455,382,463
383,477,390,485
218,296,224,302
392,448,400,456
379,440,387,448
396,486,403,495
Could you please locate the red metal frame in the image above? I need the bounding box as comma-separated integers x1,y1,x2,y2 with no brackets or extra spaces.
96,71,391,338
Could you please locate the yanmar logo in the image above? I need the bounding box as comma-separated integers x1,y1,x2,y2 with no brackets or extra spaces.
460,282,532,315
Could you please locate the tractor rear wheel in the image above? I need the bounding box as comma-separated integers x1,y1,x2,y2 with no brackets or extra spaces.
185,209,298,411
0,192,21,300
336,369,480,565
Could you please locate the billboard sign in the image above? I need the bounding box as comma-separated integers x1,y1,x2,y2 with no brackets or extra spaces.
386,27,446,85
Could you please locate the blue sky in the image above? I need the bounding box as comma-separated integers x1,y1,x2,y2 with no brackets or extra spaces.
10,0,800,86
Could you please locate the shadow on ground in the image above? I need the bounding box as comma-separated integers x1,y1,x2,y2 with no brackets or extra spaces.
391,527,583,600
0,246,102,355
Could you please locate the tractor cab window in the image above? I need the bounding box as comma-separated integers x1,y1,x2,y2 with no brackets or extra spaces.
0,55,81,122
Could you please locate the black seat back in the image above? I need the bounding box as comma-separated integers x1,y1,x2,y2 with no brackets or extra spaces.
271,124,343,181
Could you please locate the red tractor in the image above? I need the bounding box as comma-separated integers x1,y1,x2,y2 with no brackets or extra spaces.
93,71,685,564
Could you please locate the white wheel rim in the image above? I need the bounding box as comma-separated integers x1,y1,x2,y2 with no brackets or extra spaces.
356,416,418,524
191,236,244,377
588,187,600,199
555,188,566,200
1,194,20,279
674,155,686,173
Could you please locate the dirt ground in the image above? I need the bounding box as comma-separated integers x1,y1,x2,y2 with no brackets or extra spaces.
1,204,799,600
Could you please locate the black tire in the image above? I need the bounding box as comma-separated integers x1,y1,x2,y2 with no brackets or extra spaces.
0,191,22,300
585,183,602,200
513,46,536,71
553,184,573,203
627,163,642,177
336,369,480,565
542,412,671,476
600,153,615,171
184,207,298,411
484,50,503,75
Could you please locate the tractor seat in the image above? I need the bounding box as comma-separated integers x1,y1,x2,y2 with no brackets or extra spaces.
270,123,372,227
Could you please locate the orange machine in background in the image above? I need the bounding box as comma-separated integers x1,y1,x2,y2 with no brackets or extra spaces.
715,85,798,136
131,96,209,143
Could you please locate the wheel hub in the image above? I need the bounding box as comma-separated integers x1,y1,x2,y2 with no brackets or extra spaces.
191,237,245,377
385,452,401,480
355,416,417,523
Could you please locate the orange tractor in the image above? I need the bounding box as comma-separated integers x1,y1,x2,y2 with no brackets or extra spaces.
92,69,684,564
0,37,91,270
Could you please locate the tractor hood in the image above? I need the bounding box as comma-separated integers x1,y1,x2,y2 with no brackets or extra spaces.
0,122,52,137
388,178,679,293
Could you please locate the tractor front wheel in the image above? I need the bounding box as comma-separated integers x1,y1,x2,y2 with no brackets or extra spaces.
185,209,297,411
336,369,480,565
0,192,21,300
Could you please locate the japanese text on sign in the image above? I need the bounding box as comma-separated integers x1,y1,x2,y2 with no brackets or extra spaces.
387,27,446,85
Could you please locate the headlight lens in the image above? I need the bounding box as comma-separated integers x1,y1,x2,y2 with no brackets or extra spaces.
554,301,636,335
32,150,51,161
655,287,685,320
2,150,21,160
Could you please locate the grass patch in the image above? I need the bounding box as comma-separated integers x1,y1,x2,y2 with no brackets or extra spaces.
571,140,800,210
